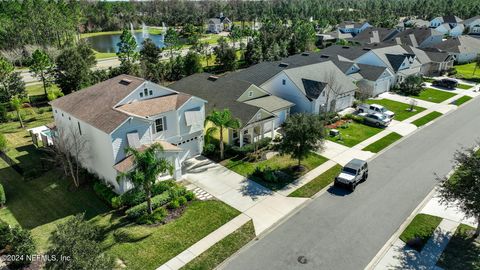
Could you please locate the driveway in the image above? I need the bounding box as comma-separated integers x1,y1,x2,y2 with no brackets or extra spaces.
221,91,480,269
182,156,307,235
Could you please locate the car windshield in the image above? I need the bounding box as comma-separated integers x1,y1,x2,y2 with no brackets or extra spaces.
342,167,357,175
378,107,386,112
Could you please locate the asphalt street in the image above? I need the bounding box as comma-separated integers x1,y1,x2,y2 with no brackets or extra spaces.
222,96,480,270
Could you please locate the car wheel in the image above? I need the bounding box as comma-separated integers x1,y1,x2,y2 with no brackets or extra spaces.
350,183,356,191
359,109,363,113
375,122,380,127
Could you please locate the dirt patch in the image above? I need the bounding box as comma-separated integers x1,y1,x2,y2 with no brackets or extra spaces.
326,119,352,129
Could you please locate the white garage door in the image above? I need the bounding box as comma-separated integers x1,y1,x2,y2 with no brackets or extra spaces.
374,79,390,96
177,136,202,163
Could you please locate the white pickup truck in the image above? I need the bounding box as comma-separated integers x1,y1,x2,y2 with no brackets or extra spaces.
357,103,395,118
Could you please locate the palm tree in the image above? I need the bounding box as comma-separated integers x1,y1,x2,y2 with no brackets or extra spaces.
119,143,173,214
205,109,241,160
10,96,25,128
472,54,480,76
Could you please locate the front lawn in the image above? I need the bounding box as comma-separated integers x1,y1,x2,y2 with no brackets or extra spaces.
365,99,426,121
327,122,383,147
362,132,402,153
437,223,480,270
96,200,239,270
411,111,443,127
222,153,328,190
399,213,442,252
181,220,255,270
455,63,480,82
288,164,342,198
26,84,60,97
414,88,457,103
451,95,473,106
457,83,473,90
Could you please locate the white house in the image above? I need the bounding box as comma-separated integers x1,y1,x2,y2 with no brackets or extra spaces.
430,15,463,28
49,75,207,193
430,16,464,37
463,15,480,34
260,61,357,114
337,21,372,36
207,13,232,33
430,36,480,63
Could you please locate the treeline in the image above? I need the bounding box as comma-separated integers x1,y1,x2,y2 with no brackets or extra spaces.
2,0,480,51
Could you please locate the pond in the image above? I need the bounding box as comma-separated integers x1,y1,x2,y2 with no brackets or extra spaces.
83,32,165,53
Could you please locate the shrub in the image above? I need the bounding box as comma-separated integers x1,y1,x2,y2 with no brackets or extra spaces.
93,181,120,209
120,180,176,208
125,191,171,220
0,105,7,123
185,191,195,201
7,227,36,268
167,199,180,210
178,196,187,206
344,114,365,123
168,185,187,200
0,133,7,152
0,183,5,207
202,143,216,156
0,220,12,249
136,207,168,225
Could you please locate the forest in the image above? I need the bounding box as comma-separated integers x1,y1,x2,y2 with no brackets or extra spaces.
1,0,479,50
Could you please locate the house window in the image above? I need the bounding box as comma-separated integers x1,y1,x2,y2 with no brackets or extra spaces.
248,91,253,97
140,92,143,98
144,89,148,96
282,79,286,85
77,122,82,135
154,117,167,133
149,90,153,95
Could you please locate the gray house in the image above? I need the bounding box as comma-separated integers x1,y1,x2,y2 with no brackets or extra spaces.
207,13,232,33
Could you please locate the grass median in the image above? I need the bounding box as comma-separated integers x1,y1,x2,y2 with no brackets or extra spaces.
412,111,443,127
288,164,342,198
451,95,472,106
399,213,442,252
362,132,402,153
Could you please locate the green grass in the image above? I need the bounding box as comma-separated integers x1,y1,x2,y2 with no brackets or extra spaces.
455,62,480,81
437,223,480,270
362,132,402,153
457,83,473,90
288,164,342,198
0,159,109,252
222,153,328,191
80,28,163,39
452,95,473,106
327,122,383,147
399,213,442,252
413,88,457,103
423,77,435,83
412,111,443,127
26,84,59,97
181,220,255,270
94,51,117,59
95,200,239,270
365,99,426,121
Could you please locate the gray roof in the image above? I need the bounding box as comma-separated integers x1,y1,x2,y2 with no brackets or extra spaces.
302,79,327,100
422,49,453,62
388,27,442,46
442,15,462,24
243,95,293,113
338,21,369,29
348,28,399,44
462,15,480,26
320,45,370,61
431,35,480,54
50,75,145,133
356,64,387,81
385,54,407,72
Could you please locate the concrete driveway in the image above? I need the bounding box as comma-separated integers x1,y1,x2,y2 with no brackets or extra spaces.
182,156,307,235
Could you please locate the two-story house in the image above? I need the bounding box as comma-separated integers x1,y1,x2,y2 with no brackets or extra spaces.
207,13,232,33
463,15,480,35
49,75,207,193
337,21,372,36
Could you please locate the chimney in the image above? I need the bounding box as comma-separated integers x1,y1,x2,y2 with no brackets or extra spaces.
208,75,219,81
279,62,289,67
370,30,380,43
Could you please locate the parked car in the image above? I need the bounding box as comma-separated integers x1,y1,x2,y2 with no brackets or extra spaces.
362,113,392,127
357,103,395,118
432,78,458,89
334,159,368,191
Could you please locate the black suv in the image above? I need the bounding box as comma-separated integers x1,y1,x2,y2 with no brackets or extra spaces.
432,78,458,89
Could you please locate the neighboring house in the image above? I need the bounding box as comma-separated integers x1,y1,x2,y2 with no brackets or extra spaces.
404,46,454,76
337,21,372,36
169,74,294,147
430,15,463,28
396,18,430,30
207,13,232,33
49,75,207,193
388,27,444,48
463,15,480,34
347,27,400,45
316,30,353,47
430,35,480,63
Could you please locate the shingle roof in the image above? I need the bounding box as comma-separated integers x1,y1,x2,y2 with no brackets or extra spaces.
301,79,327,100
50,75,145,134
243,95,293,112
348,28,399,44
168,73,264,127
389,27,442,46
431,35,480,54
385,54,407,72
320,45,370,61
117,93,191,118
463,15,480,26
442,15,462,24
356,64,387,81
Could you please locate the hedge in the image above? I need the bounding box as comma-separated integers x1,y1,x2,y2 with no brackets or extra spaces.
125,191,171,219
119,180,176,208
0,183,5,207
93,181,120,209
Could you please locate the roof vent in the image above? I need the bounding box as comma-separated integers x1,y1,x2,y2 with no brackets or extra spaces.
120,78,132,85
362,48,371,51
207,75,219,81
342,46,350,49
301,52,310,56
279,62,289,67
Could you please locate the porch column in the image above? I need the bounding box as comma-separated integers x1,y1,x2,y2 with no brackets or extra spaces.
249,127,254,143
239,130,244,147
260,123,264,139
270,120,274,138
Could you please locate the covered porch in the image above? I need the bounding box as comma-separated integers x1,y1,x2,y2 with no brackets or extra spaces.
233,117,279,147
